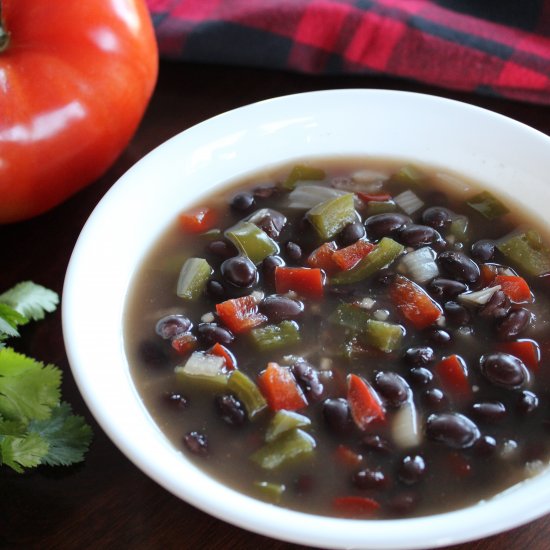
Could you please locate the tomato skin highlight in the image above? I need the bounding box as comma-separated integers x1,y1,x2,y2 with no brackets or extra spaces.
0,0,159,223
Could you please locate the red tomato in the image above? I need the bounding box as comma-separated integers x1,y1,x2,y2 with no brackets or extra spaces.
0,0,158,223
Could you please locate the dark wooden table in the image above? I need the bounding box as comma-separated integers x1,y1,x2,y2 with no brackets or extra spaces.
2,61,550,550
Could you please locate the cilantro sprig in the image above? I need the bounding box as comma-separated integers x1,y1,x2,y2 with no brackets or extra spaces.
0,281,92,473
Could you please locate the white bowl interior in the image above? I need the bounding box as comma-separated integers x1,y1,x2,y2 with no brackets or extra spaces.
63,89,550,549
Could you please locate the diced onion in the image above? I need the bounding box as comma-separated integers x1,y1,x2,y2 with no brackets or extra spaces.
179,351,225,376
399,247,439,284
394,190,424,215
287,184,348,209
391,399,422,449
458,285,501,306
351,169,389,185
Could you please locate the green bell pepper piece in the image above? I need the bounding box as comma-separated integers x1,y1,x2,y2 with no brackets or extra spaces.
227,370,267,419
330,237,404,285
176,258,213,300
225,221,279,264
497,229,550,276
265,410,311,442
250,320,301,352
364,319,404,353
254,481,286,503
250,428,316,469
467,191,509,220
329,303,371,331
366,200,397,216
283,164,326,190
306,193,356,241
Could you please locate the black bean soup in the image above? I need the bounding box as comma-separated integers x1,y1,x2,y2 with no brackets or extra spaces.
125,158,550,519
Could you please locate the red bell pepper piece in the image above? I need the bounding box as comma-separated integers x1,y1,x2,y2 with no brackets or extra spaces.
479,263,499,287
258,362,308,411
494,275,532,303
215,295,267,334
307,241,339,274
498,339,540,372
275,266,324,299
208,342,237,370
389,275,442,329
347,374,385,430
335,444,363,467
171,333,197,355
179,206,218,233
435,354,471,398
332,240,375,271
333,496,380,517
357,192,392,204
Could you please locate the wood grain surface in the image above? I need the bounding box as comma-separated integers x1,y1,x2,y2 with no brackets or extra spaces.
2,61,550,550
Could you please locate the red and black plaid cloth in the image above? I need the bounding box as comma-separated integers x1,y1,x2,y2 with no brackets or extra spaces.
146,0,550,105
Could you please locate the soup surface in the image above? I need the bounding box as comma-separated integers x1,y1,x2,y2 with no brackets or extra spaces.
125,158,550,518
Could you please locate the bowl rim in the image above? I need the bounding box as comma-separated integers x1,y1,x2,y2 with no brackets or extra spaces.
63,88,550,550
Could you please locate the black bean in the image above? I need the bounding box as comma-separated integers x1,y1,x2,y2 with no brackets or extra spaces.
260,295,304,323
422,388,448,410
480,352,529,389
372,268,395,287
155,314,193,339
374,371,410,407
471,401,507,422
364,213,412,241
183,431,209,456
408,367,433,387
426,328,452,345
428,278,467,301
361,434,392,454
338,221,366,246
426,413,480,449
437,251,480,284
517,390,539,415
353,468,387,490
480,290,511,319
138,340,168,367
197,323,234,346
262,255,285,286
474,435,497,457
248,208,286,238
444,301,470,326
496,308,532,340
398,224,441,248
404,346,435,367
221,255,258,288
230,191,255,212
216,394,247,426
398,455,426,485
285,241,302,262
323,398,352,433
207,240,235,259
422,206,453,230
164,391,189,409
206,279,226,300
291,360,324,402
471,240,495,262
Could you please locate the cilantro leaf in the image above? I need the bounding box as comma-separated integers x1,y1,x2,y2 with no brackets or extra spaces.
0,281,59,322
28,402,92,466
0,303,28,339
0,432,49,473
0,348,61,422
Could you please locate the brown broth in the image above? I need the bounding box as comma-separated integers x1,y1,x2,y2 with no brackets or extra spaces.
124,158,550,519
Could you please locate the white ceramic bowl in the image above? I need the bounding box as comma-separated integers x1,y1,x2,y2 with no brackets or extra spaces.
63,90,550,549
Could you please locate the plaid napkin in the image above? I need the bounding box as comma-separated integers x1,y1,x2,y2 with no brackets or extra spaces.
146,0,550,105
